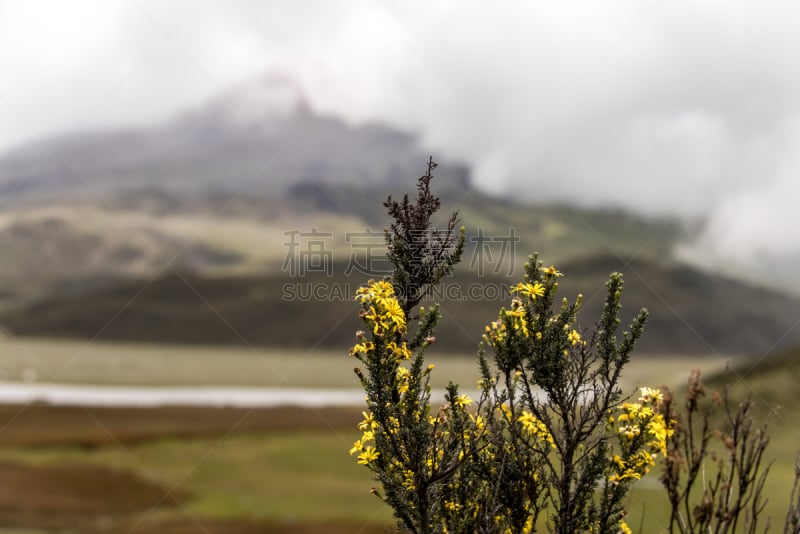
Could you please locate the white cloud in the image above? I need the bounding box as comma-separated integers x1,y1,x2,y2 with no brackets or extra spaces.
1,1,799,275
677,114,800,273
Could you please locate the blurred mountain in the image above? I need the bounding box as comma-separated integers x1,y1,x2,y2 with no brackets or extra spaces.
0,191,685,312
0,73,687,309
0,72,470,205
0,73,794,358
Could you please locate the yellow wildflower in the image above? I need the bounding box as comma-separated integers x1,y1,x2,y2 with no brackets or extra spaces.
470,414,485,432
402,469,416,491
543,265,563,277
349,439,363,456
645,416,672,455
620,425,640,440
518,410,555,448
567,329,581,346
383,298,407,332
349,341,374,357
505,307,530,337
639,386,664,405
355,281,407,336
355,280,394,302
358,411,377,431
444,501,461,512
453,394,474,408
387,341,411,361
357,446,380,465
511,282,545,299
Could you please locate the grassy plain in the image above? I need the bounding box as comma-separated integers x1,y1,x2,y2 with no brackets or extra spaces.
0,403,386,533
0,338,787,533
0,337,738,389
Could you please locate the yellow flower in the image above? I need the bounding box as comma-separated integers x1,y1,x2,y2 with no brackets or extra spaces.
358,411,377,431
349,439,363,456
645,416,672,455
453,394,474,408
383,298,407,332
621,402,641,413
543,265,563,277
619,520,632,534
357,446,380,465
355,280,395,302
619,425,640,440
518,411,555,447
444,501,461,512
355,281,406,336
470,414,486,432
639,386,664,405
485,318,508,343
387,341,411,361
504,307,530,337
349,341,374,357
567,329,581,346
402,469,416,491
511,282,545,299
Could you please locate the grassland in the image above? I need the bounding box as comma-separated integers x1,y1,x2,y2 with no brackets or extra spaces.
0,403,388,533
0,337,737,389
1,400,798,534
0,339,756,532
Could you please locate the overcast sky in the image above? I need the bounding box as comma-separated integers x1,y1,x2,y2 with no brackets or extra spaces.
1,1,799,274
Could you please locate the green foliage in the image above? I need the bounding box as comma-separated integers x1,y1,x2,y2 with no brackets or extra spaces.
349,162,669,533
348,160,800,533
473,259,667,534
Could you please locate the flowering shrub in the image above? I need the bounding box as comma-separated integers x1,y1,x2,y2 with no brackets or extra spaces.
347,159,800,533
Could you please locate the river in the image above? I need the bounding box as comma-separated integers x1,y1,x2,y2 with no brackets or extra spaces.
0,382,478,408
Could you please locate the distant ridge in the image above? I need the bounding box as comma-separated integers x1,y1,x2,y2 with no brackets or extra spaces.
2,255,798,357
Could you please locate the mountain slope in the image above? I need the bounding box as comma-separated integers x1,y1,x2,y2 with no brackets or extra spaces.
2,255,797,357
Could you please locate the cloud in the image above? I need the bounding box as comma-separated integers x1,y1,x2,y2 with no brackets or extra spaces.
675,115,800,277
1,1,799,275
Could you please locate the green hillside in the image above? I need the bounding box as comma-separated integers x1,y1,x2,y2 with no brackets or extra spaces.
3,255,797,356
